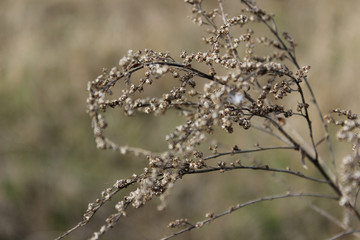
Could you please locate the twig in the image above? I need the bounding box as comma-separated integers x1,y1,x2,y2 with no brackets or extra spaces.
303,199,346,229
328,229,360,240
286,73,319,162
54,223,82,240
185,164,329,184
193,2,218,31
55,178,138,240
202,145,295,161
251,124,293,145
218,0,241,62
102,61,216,93
162,192,338,240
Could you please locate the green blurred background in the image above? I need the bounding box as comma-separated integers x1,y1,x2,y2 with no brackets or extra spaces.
1,0,360,239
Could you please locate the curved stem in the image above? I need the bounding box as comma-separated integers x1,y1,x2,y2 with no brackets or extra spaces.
185,165,330,184
102,61,215,93
162,192,338,240
202,145,295,161
329,229,360,240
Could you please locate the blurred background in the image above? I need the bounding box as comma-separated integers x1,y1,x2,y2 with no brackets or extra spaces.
1,0,360,239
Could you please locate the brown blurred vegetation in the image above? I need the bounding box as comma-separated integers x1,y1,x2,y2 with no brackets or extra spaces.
1,0,360,239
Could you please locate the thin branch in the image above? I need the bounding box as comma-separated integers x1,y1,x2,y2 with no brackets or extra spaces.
304,201,360,239
316,136,326,147
185,164,329,184
285,73,319,162
218,1,241,62
103,61,216,93
355,186,360,209
251,124,292,145
54,178,138,240
202,145,295,161
162,223,196,240
303,199,346,230
54,223,82,240
162,192,338,240
152,61,215,80
194,2,218,31
88,208,130,240
328,229,360,240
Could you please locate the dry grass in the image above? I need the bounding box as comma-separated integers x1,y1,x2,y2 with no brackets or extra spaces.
1,1,360,239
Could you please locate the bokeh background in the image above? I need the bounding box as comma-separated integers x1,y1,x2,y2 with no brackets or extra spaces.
1,0,360,239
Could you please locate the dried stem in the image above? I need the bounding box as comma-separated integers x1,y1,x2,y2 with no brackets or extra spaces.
329,229,360,240
202,145,295,160
56,1,360,239
184,165,330,184
162,192,338,240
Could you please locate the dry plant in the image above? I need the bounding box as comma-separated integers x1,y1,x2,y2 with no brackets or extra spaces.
56,0,360,239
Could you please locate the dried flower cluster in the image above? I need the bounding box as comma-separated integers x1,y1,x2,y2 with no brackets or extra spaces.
325,110,360,209
57,1,360,239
